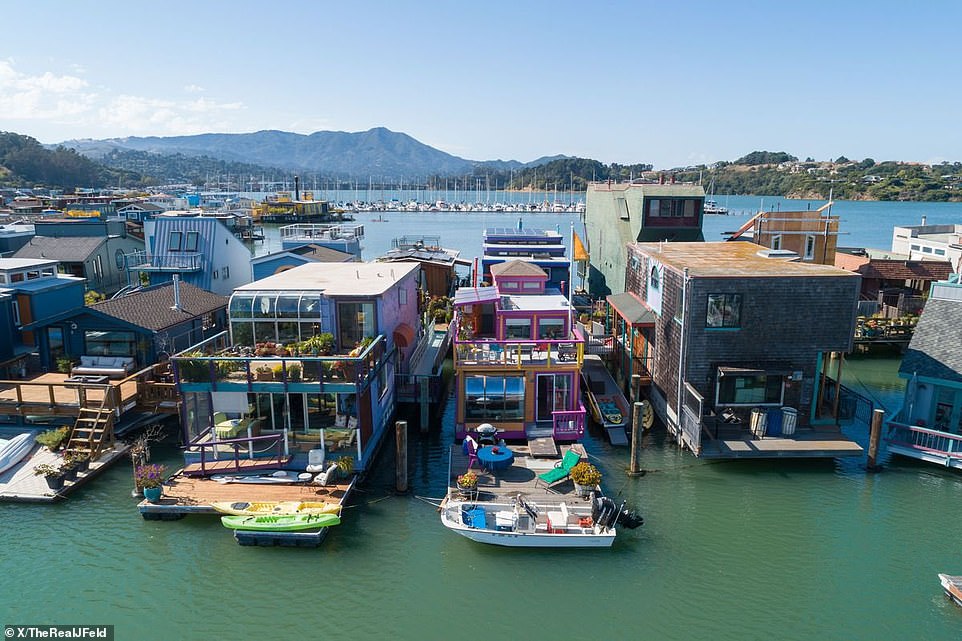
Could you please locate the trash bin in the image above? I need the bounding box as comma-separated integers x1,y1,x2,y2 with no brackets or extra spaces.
766,408,783,436
750,408,767,439
781,407,798,436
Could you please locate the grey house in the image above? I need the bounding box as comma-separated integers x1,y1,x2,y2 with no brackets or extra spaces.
625,241,863,459
13,218,144,296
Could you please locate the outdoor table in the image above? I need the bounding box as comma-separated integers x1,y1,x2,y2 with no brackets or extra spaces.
478,445,514,471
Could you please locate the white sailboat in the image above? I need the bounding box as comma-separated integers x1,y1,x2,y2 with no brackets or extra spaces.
0,432,36,475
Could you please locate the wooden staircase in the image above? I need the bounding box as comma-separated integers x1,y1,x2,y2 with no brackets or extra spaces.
63,392,116,463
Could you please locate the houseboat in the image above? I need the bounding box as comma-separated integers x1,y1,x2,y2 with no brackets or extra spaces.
480,225,571,292
886,276,962,469
452,257,585,444
171,261,421,477
279,223,365,260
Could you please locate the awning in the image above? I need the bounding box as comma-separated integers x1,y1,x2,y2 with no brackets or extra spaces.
717,363,794,377
606,292,656,326
393,323,416,349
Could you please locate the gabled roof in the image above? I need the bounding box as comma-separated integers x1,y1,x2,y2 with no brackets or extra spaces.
900,298,962,383
490,259,547,278
13,236,104,262
857,260,953,282
91,281,227,331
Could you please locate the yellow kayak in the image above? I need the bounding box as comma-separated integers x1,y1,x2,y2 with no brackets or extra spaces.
211,501,341,516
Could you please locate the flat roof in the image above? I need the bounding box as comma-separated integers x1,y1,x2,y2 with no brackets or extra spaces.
633,242,858,278
236,261,419,296
0,258,59,270
505,293,571,312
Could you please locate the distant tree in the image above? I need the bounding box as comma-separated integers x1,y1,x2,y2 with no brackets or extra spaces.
805,157,814,162
858,158,876,170
734,151,798,165
835,155,850,164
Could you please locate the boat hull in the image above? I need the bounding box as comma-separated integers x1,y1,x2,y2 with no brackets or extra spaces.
0,432,35,476
221,513,341,532
211,501,341,516
440,501,616,548
939,573,962,607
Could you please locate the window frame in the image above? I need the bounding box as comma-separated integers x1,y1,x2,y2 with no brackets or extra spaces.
169,231,183,252
706,293,742,329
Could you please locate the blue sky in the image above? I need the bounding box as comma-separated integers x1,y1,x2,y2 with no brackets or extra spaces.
2,0,959,168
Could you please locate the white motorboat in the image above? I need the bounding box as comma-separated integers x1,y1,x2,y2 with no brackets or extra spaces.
440,494,633,548
0,432,36,475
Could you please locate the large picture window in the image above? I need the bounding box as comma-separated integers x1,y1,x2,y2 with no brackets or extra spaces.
85,330,137,357
504,318,531,340
537,318,565,340
536,374,571,422
706,293,742,328
464,375,525,422
717,374,783,405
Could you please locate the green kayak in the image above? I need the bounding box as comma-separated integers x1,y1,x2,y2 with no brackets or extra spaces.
220,512,341,532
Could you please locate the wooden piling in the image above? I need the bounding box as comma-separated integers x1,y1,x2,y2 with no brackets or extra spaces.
867,408,884,471
629,402,643,475
395,420,408,493
631,374,641,402
419,378,429,433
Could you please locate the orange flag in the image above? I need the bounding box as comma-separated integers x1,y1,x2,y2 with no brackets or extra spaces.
573,231,588,262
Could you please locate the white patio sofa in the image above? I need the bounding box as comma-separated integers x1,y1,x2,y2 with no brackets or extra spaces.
70,355,136,379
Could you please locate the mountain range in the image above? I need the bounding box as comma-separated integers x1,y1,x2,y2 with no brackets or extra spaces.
61,127,568,177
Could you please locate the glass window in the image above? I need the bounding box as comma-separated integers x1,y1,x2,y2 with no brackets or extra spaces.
706,293,742,328
254,321,277,343
84,330,137,357
935,249,946,256
26,270,40,280
684,199,695,217
500,281,518,290
522,281,540,290
805,235,816,259
537,374,571,421
338,301,376,351
275,295,300,319
922,246,933,254
504,318,531,339
464,375,525,422
717,374,783,405
169,231,183,251
650,265,660,290
649,200,660,217
0,274,6,283
229,294,254,319
41,268,54,277
184,231,199,252
538,318,565,340
11,272,24,283
277,322,299,344
299,295,321,317
231,321,253,346
772,235,782,251
253,294,276,319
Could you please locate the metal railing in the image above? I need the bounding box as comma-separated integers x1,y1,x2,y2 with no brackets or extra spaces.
279,223,365,241
186,433,286,476
887,420,962,457
125,250,204,271
552,404,586,440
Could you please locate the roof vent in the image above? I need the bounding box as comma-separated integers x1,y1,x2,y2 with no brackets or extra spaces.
756,249,800,261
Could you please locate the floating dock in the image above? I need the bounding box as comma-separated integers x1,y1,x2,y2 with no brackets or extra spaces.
0,442,131,503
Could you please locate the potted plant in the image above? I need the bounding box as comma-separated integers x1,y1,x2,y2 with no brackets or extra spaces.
56,356,75,374
335,456,355,476
34,463,65,491
135,463,167,502
570,462,602,497
66,451,90,474
36,427,70,452
287,363,302,381
60,455,80,482
255,365,273,381
456,471,478,495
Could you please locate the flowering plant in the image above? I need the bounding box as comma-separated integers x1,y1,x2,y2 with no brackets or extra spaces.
570,462,602,487
33,463,63,478
135,463,167,489
456,471,478,489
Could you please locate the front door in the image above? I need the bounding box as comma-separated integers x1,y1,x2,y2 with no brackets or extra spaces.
536,374,571,423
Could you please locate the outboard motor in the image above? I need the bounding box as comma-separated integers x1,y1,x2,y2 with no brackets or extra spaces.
615,500,644,529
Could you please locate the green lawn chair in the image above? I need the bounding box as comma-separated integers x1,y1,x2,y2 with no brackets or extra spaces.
537,449,583,489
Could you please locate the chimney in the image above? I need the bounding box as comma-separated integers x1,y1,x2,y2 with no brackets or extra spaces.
294,175,300,201
171,274,181,311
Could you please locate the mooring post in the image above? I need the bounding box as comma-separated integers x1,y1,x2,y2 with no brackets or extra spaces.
395,420,408,492
419,378,430,433
631,374,641,402
867,408,884,471
630,401,643,475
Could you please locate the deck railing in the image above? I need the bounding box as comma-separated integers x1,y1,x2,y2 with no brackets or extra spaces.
552,404,587,440
453,328,585,369
886,420,962,457
125,250,203,271
186,433,286,476
395,374,444,404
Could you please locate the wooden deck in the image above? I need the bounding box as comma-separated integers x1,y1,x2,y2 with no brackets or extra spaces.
138,473,354,517
699,428,864,459
182,457,293,476
0,373,139,417
448,443,590,503
0,438,131,502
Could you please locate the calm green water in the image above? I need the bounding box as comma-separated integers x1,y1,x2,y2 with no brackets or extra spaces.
7,201,962,639
4,357,962,640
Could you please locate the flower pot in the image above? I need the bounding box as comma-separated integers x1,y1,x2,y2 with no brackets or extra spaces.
45,474,65,491
75,458,90,473
62,466,78,482
572,482,596,499
143,486,163,503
